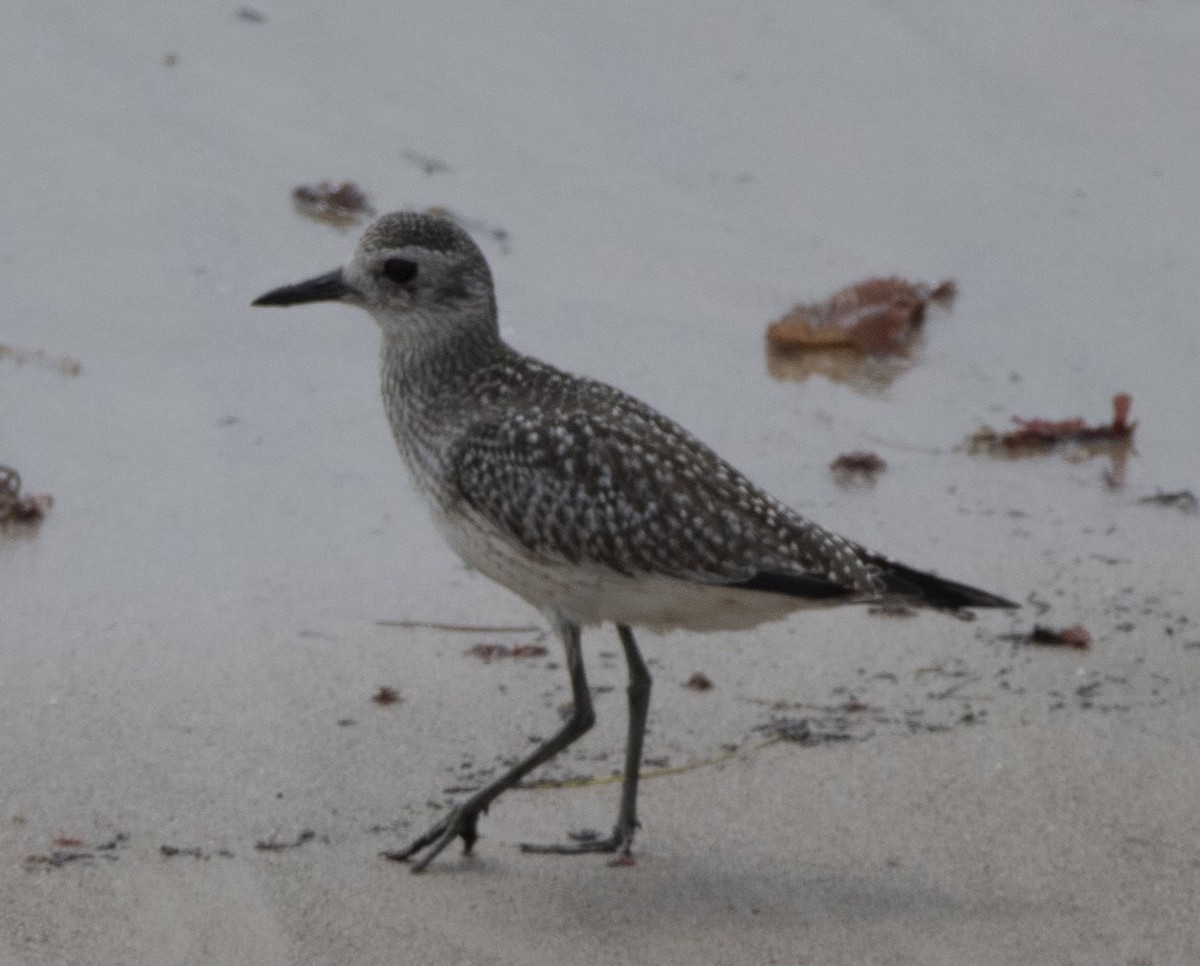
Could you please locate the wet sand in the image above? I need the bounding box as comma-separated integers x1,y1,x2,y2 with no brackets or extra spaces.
2,2,1198,963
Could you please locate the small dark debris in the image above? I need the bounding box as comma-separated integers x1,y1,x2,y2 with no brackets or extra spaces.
1029,624,1093,650
767,277,955,354
830,451,887,483
24,832,127,869
401,150,454,175
0,343,82,376
903,719,952,734
162,52,179,67
254,829,315,852
292,181,375,230
465,642,549,662
1025,593,1052,616
236,6,266,23
160,845,206,859
24,851,95,869
372,686,401,706
684,672,714,691
368,817,413,836
868,603,916,618
1137,489,1198,514
927,677,980,700
0,466,53,526
336,717,356,727
758,716,858,747
914,662,970,681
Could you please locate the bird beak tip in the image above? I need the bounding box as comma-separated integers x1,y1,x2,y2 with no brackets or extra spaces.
251,269,350,308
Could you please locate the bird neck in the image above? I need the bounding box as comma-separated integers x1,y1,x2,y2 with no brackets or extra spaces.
379,320,518,493
380,320,514,414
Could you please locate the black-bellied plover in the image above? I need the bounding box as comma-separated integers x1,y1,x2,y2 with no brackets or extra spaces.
253,210,1016,872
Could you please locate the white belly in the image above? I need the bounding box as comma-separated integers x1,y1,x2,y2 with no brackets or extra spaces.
427,503,820,633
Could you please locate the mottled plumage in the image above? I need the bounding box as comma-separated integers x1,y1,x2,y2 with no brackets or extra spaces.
449,367,875,588
253,209,1016,872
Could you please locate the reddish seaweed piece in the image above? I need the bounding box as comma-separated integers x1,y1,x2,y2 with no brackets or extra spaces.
292,180,375,229
1007,393,1134,449
767,277,956,354
969,393,1135,456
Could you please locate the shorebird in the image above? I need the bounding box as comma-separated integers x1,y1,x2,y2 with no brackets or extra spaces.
253,210,1016,872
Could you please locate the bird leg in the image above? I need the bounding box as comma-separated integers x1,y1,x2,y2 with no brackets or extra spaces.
521,623,652,857
383,618,595,872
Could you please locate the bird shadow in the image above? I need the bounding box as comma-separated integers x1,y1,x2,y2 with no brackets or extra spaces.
428,847,1036,938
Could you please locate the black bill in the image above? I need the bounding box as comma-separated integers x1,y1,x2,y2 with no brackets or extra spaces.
252,269,351,307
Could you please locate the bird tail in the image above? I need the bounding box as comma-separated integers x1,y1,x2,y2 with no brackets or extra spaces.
873,558,1018,612
726,559,1017,613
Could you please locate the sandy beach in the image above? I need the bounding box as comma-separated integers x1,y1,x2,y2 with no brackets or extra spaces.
2,2,1198,963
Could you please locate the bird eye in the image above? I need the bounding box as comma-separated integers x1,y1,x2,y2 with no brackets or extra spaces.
382,258,419,284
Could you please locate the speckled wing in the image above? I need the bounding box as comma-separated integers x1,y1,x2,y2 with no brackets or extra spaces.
446,393,882,597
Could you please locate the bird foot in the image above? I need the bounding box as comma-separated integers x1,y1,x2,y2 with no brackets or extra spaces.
380,803,482,873
519,823,636,857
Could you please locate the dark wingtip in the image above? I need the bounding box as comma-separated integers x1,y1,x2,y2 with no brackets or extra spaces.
877,559,1018,611
729,564,1017,612
728,571,854,601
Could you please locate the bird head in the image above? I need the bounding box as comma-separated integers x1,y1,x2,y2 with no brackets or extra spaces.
253,210,498,341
